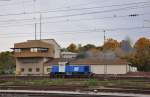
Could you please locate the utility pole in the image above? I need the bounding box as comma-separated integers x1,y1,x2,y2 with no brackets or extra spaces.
35,23,37,40
40,14,42,40
103,30,106,45
103,30,107,80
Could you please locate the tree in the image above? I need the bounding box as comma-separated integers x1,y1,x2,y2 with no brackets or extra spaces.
67,43,78,52
0,51,15,74
61,48,68,52
82,44,96,51
103,38,120,51
134,37,150,50
129,37,150,71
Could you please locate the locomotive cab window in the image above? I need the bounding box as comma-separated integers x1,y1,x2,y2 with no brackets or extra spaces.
74,67,79,72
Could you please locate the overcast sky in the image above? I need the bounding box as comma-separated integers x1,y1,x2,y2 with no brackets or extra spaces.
0,0,150,51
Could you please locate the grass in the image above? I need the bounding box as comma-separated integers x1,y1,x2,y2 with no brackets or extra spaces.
85,79,98,86
0,78,150,89
27,79,65,86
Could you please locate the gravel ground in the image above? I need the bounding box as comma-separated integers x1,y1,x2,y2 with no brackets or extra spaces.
0,93,138,97
0,90,150,97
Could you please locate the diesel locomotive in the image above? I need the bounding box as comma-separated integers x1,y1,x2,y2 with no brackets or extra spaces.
49,62,93,78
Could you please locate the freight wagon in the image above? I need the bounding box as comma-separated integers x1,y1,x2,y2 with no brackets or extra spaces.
50,65,93,78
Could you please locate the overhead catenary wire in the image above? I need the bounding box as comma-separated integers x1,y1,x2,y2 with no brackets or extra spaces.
0,1,150,17
0,0,100,7
0,12,149,28
0,0,149,38
0,0,31,7
0,26,150,36
0,1,149,26
39,4,150,19
0,3,150,25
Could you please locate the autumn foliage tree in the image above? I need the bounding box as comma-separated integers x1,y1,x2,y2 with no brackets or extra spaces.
103,38,120,51
66,37,150,71
130,37,150,71
66,43,78,52
134,37,150,50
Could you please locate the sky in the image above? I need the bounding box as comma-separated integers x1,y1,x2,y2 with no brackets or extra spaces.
0,0,150,51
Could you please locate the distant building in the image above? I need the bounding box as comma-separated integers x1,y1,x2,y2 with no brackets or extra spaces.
13,39,136,75
46,58,134,74
12,39,61,75
61,52,78,58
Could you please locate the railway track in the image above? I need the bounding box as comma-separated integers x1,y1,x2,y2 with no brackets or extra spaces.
0,75,150,95
0,75,150,80
0,85,150,95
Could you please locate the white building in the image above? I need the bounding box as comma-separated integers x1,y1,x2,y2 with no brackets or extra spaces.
47,58,134,75
61,52,78,59
13,39,61,75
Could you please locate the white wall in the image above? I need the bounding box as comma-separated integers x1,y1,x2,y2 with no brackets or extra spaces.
16,58,45,75
91,65,105,74
61,54,77,58
106,65,127,74
44,65,52,74
91,64,128,74
42,39,61,58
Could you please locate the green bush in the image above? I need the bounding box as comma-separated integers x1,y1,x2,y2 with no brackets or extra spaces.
51,79,65,85
85,79,98,86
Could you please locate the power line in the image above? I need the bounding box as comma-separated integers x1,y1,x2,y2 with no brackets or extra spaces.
65,0,103,8
33,1,150,14
0,4,150,24
0,12,149,28
0,26,150,36
0,1,150,17
0,0,99,7
0,0,31,7
41,5,150,19
39,1,150,13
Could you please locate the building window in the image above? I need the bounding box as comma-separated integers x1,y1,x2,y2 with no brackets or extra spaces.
30,48,38,52
21,68,24,72
36,68,40,72
28,68,32,72
14,49,21,52
39,48,48,52
47,68,51,72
